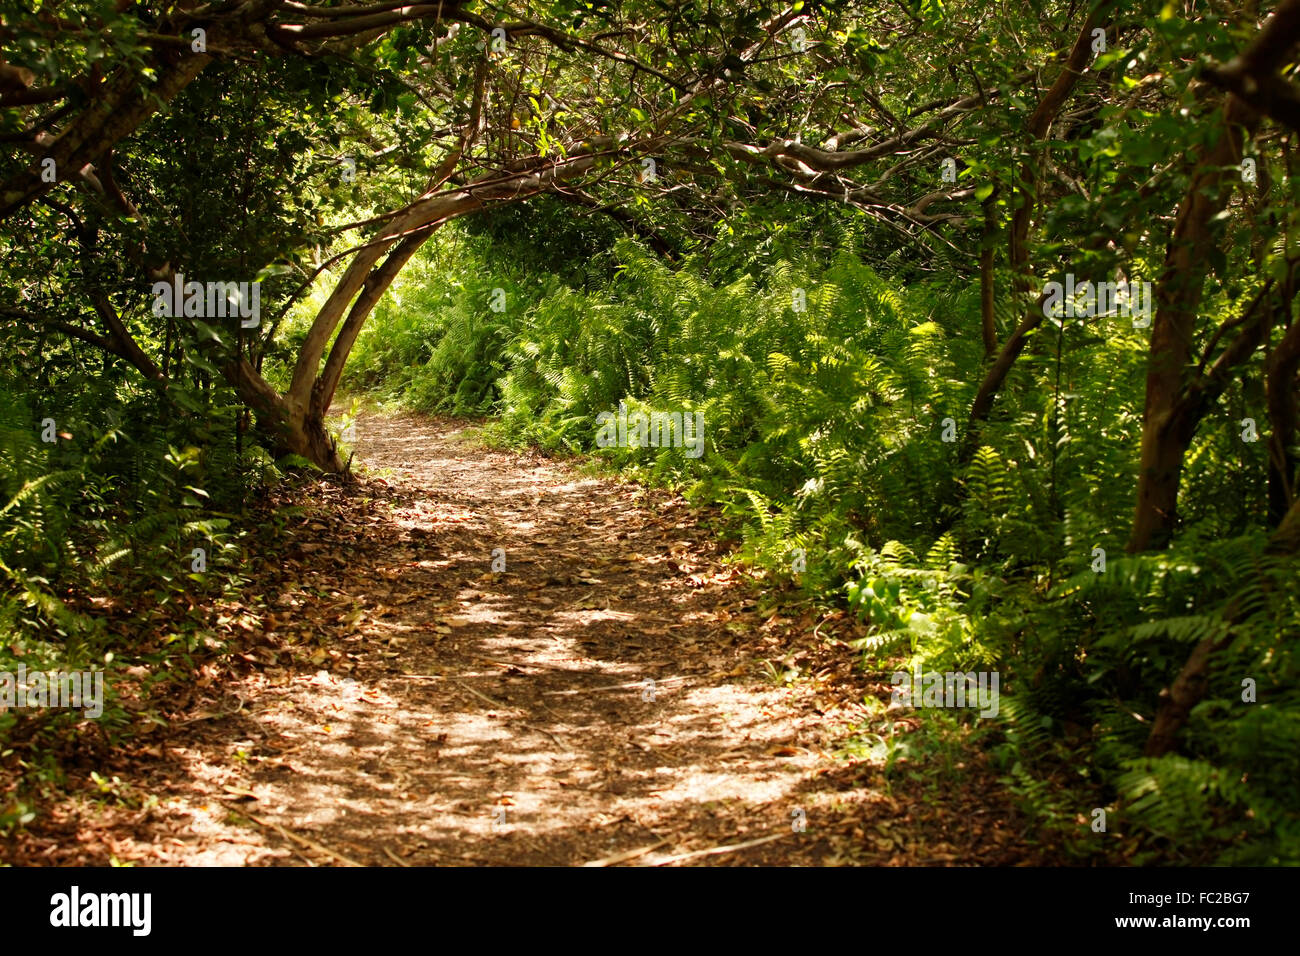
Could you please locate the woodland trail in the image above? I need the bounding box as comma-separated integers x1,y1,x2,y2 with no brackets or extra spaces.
13,411,1036,866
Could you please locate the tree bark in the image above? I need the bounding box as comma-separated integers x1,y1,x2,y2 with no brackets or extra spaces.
0,54,210,220
1202,0,1300,133
1126,96,1258,553
311,232,433,421
253,142,615,472
1142,493,1300,757
223,356,347,473
1266,309,1300,525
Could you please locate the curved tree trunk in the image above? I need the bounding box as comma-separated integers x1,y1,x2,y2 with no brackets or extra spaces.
223,357,347,473
1126,96,1257,553
227,140,617,474
0,54,210,220
311,233,434,423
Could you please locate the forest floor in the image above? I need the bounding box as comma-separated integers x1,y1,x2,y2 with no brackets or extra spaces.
5,410,1048,866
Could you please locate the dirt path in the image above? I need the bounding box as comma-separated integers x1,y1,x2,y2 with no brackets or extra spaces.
10,411,1036,866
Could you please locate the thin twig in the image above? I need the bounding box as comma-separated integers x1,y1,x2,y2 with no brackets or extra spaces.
236,809,366,867
541,676,687,697
651,832,788,866
520,723,571,751
382,846,412,867
451,679,511,710
582,838,671,867
475,656,587,675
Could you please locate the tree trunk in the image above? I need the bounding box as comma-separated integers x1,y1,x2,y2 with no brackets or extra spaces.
311,233,437,421
1267,299,1300,525
0,54,210,220
1127,96,1257,553
223,357,347,473
286,142,610,418
961,4,1110,458
1143,494,1300,757
247,143,613,472
959,291,1048,462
